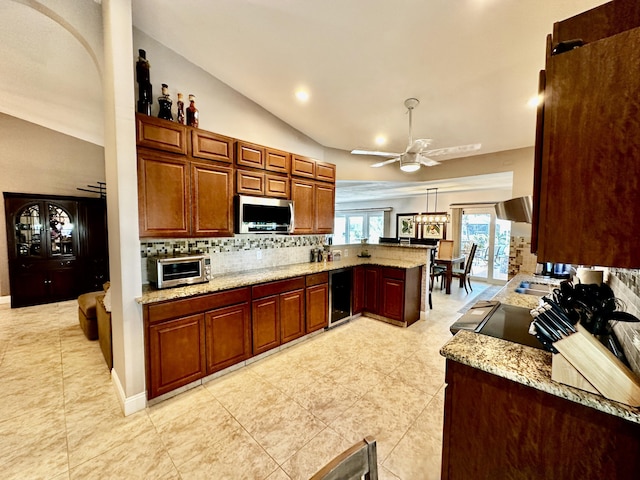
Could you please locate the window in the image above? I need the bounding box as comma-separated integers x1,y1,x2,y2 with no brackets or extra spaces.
334,211,385,244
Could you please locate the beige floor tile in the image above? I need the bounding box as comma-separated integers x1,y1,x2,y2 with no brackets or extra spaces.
389,355,446,396
281,426,352,480
323,360,389,394
382,421,443,480
290,374,360,424
68,429,178,479
362,374,432,420
378,463,402,480
177,426,279,480
265,468,292,480
147,385,216,427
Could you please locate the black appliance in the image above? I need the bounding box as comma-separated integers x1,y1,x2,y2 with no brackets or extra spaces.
329,268,352,327
451,301,543,350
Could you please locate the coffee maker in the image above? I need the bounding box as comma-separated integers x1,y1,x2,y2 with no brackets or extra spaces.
537,262,571,279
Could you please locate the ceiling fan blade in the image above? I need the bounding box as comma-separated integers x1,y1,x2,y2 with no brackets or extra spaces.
418,155,441,167
406,138,433,154
421,143,481,158
371,157,400,168
351,149,402,157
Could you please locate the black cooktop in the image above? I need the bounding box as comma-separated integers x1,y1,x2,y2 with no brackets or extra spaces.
450,301,544,350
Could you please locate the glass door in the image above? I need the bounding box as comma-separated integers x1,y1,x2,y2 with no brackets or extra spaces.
460,208,510,283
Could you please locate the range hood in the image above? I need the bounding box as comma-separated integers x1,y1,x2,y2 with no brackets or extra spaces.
495,196,533,223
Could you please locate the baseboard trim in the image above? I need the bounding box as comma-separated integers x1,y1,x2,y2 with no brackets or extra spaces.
111,368,147,416
0,296,10,305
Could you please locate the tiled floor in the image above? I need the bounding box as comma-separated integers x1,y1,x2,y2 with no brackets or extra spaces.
0,282,492,479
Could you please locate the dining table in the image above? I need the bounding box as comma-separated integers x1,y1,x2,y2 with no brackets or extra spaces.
435,255,466,294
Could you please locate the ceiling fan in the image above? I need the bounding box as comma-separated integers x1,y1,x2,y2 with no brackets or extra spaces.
351,98,481,172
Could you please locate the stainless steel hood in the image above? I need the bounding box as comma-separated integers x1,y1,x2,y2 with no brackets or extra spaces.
495,195,533,223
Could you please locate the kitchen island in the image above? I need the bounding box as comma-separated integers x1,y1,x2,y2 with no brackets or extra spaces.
440,274,640,479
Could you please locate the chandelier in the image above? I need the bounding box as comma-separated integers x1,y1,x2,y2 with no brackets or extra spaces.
414,188,449,225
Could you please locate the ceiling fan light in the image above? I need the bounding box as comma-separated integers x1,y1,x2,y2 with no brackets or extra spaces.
400,152,420,172
400,163,420,172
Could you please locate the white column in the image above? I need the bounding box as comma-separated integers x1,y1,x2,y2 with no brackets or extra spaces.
102,0,145,415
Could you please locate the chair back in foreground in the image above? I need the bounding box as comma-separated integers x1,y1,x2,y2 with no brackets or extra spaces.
452,243,478,293
437,239,454,259
310,436,378,480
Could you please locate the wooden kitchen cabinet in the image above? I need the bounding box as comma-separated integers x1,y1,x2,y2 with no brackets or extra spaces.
144,287,251,399
533,3,640,268
252,277,306,354
291,154,316,179
135,113,187,155
380,269,405,322
191,130,234,164
191,160,234,237
236,141,265,169
265,174,290,198
306,272,329,332
363,267,380,314
291,179,335,234
280,289,305,344
442,359,640,479
205,302,251,374
137,148,190,238
236,169,265,196
265,148,290,174
148,313,206,399
352,266,364,315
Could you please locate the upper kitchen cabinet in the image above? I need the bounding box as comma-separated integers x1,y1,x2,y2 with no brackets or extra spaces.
191,130,234,164
265,148,290,174
136,113,187,155
291,179,335,234
236,141,265,170
291,155,336,183
191,160,234,237
533,1,640,268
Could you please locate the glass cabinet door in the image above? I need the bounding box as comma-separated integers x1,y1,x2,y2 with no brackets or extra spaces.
48,203,74,256
15,203,43,258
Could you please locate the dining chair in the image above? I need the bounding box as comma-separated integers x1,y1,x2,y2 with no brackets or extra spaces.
429,247,446,303
310,436,378,480
437,239,454,259
452,243,477,293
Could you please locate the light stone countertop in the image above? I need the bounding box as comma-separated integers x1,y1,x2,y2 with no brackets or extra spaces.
138,256,426,305
441,273,640,425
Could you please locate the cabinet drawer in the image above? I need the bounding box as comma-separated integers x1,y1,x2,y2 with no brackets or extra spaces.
136,114,187,155
265,174,290,198
315,161,336,183
291,155,316,178
146,287,251,324
236,141,265,169
191,130,234,163
252,277,305,299
306,272,328,287
237,170,265,196
382,267,405,280
265,149,290,174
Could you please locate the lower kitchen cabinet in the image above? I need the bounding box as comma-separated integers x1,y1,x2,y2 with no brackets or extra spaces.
363,267,380,313
280,289,305,343
205,302,251,374
380,274,405,321
306,272,329,332
352,266,364,314
148,313,206,399
252,295,280,355
442,360,640,479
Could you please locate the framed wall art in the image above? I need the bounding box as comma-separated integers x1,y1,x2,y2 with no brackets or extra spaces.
396,213,417,238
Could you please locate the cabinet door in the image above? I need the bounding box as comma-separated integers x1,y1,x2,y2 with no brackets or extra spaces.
280,289,305,344
381,277,405,322
191,130,234,163
315,161,336,183
205,302,251,374
537,27,640,267
315,182,335,234
291,179,314,234
252,295,280,355
191,160,233,237
136,113,187,155
306,283,328,333
352,266,364,314
137,148,190,237
9,264,49,308
265,174,290,199
237,170,265,196
291,155,316,178
237,141,265,169
363,267,379,314
265,148,290,174
148,314,206,399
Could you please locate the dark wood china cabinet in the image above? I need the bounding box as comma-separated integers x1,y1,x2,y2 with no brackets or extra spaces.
4,193,108,308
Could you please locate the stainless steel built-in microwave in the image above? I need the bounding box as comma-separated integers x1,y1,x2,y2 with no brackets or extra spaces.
235,194,294,234
147,254,211,289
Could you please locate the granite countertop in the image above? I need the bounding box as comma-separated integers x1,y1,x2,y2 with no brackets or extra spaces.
441,273,640,424
138,256,426,304
491,272,561,310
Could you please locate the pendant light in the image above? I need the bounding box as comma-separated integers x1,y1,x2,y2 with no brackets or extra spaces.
414,188,449,225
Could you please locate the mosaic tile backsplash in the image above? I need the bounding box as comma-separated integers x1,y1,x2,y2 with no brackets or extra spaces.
140,235,325,282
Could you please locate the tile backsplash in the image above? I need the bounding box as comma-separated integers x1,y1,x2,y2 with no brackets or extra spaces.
608,268,640,376
140,235,325,282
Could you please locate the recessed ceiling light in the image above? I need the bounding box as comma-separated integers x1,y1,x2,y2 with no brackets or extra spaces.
295,90,309,102
375,135,386,146
527,94,543,108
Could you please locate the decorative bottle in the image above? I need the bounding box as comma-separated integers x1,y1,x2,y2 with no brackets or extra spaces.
135,49,152,115
186,94,199,127
176,93,185,125
157,83,173,120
